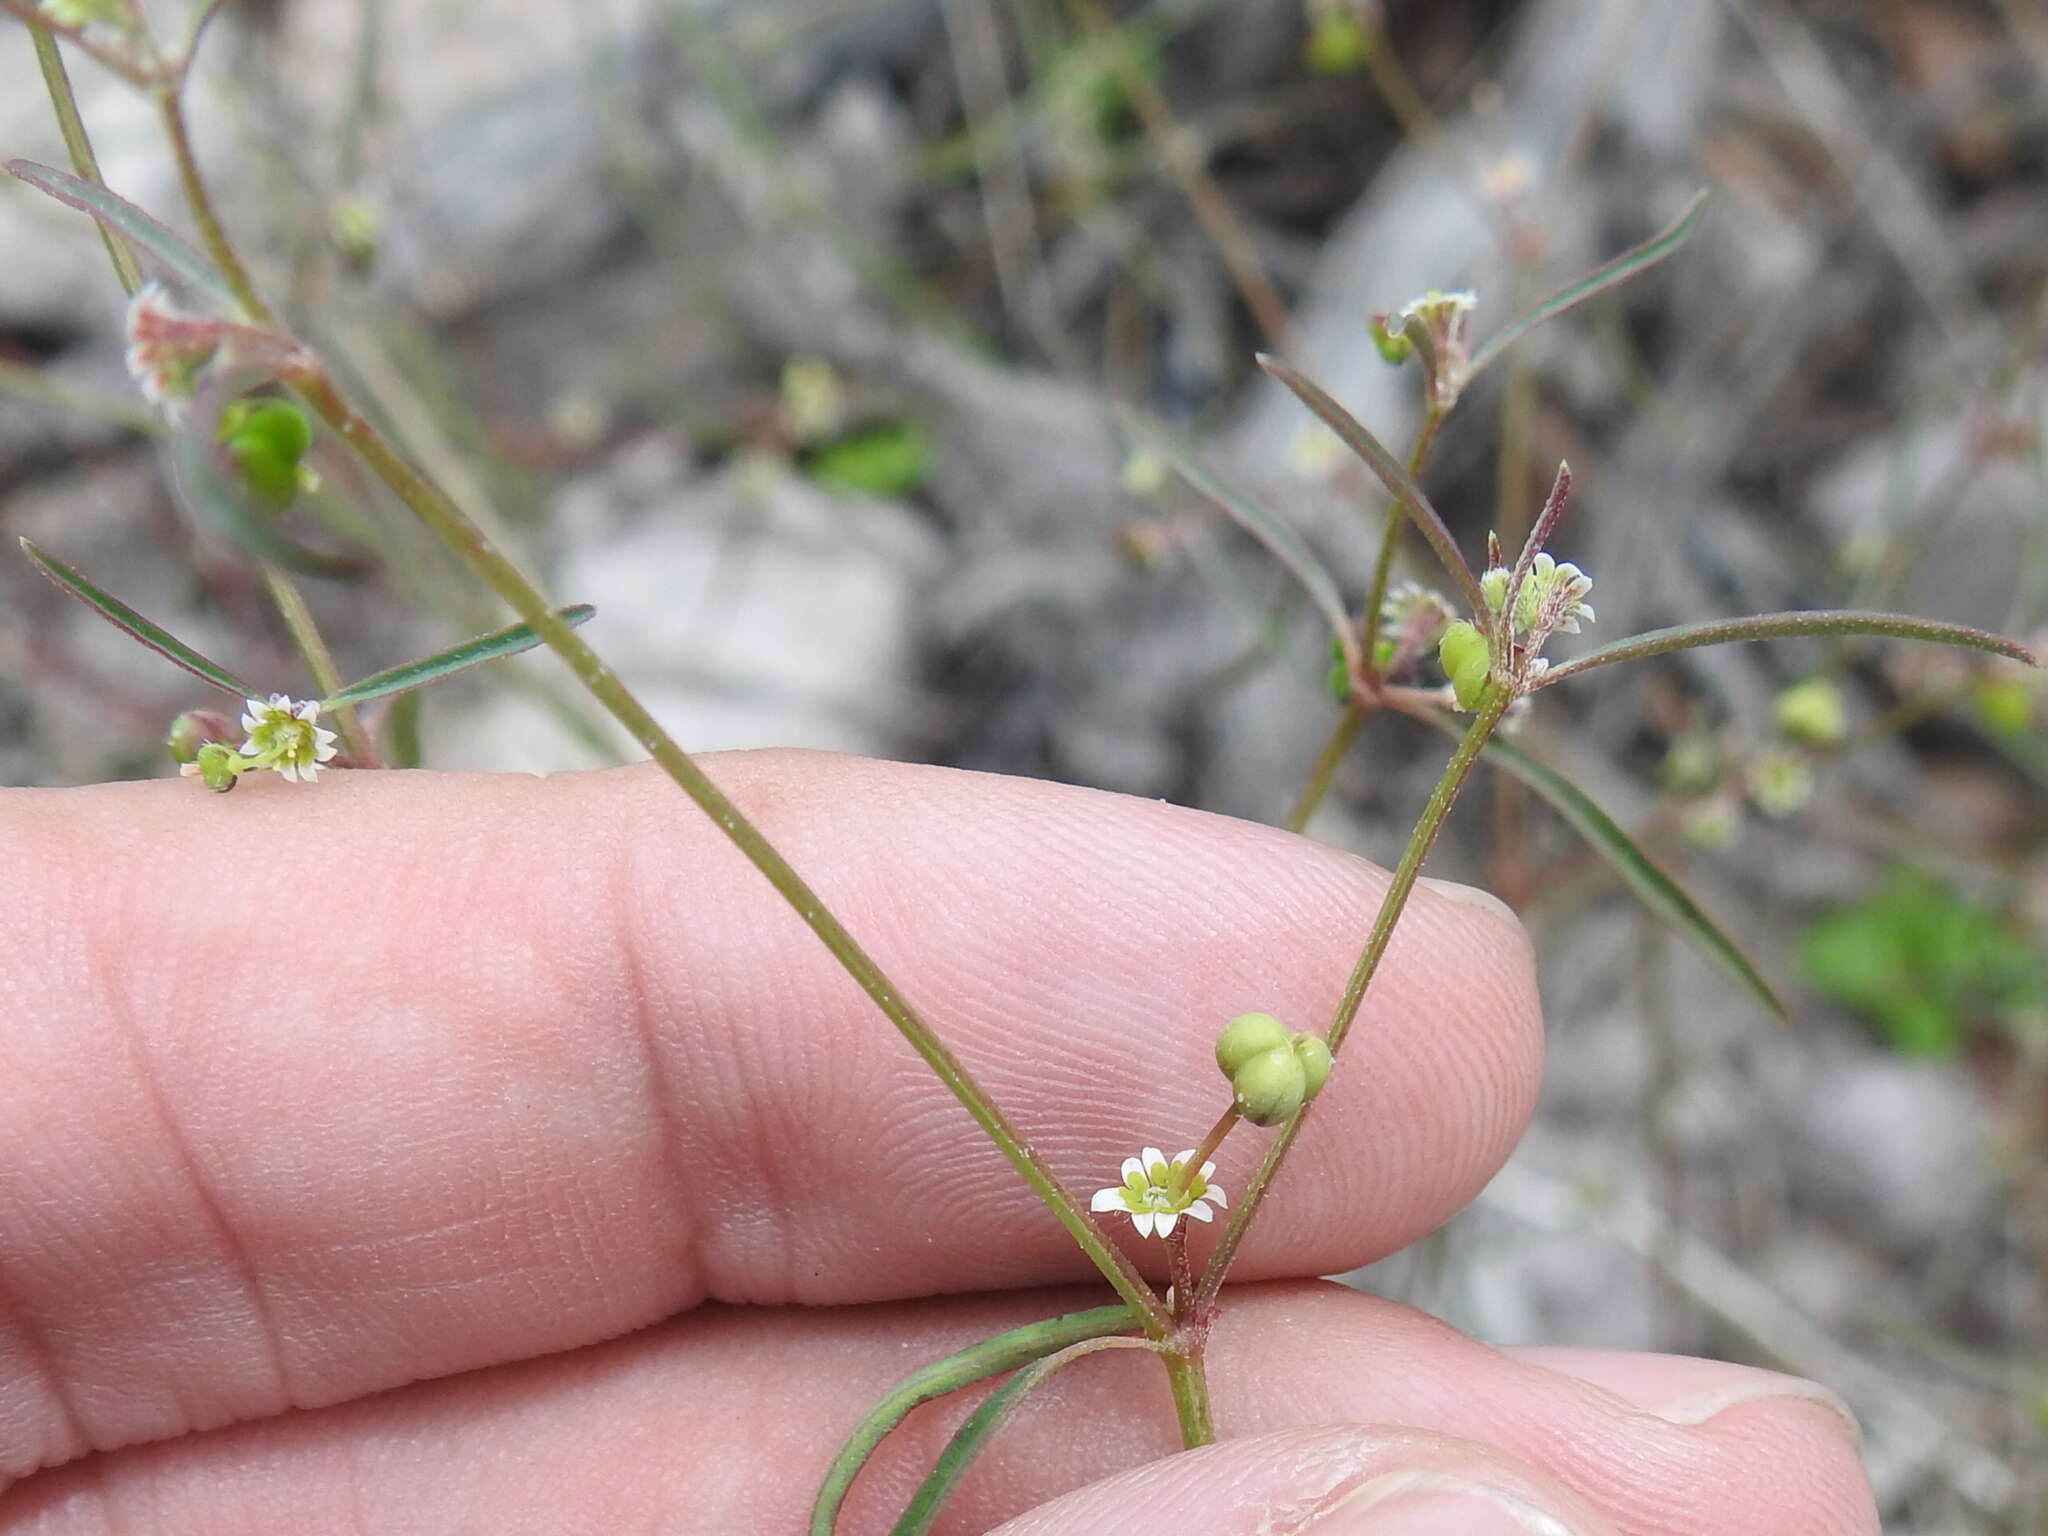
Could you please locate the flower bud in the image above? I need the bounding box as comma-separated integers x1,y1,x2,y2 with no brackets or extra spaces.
1231,1043,1308,1126
1775,679,1845,747
1367,311,1413,365
1215,1011,1290,1078
188,742,244,792
221,398,315,510
165,709,233,765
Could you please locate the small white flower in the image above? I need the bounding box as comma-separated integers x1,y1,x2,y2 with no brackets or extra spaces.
239,694,338,783
1090,1146,1228,1239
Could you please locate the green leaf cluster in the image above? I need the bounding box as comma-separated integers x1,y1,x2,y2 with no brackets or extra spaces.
1799,868,2048,1057
802,422,929,498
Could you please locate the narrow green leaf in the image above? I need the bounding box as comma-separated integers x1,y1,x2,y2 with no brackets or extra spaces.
1478,728,1785,1018
810,1305,1138,1536
20,537,256,699
4,158,237,309
1117,406,1357,661
1466,190,1708,379
1536,610,2038,690
1254,355,1489,623
888,1334,1154,1536
322,605,598,708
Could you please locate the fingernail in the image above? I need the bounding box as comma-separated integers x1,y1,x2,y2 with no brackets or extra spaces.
1306,1470,1587,1534
1651,1379,1863,1442
1417,875,1521,928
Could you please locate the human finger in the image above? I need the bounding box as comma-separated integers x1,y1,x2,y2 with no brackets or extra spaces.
0,1282,1875,1534
0,752,1539,1478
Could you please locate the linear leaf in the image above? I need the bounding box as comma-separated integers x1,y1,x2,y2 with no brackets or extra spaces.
887,1334,1153,1536
323,605,597,708
21,537,256,698
1536,610,2038,690
1118,406,1357,661
5,159,237,308
1255,355,1488,622
810,1305,1137,1536
1479,727,1783,1017
1467,190,1708,379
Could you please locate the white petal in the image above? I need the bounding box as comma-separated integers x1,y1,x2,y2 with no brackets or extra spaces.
298,761,320,782
1091,1188,1124,1212
267,693,293,712
238,736,260,755
243,698,268,719
1172,1149,1198,1167
294,699,321,722
275,761,300,784
1184,1202,1214,1222
1153,1212,1179,1238
1131,1211,1156,1238
1204,1183,1228,1209
1119,1156,1146,1184
1198,1161,1218,1180
1140,1147,1168,1172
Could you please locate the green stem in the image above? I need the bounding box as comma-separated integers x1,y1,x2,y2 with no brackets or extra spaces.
257,562,373,762
1357,405,1444,666
1288,409,1444,835
1162,1345,1215,1447
1195,688,1511,1310
289,372,1170,1334
158,86,275,326
29,21,141,293
1284,699,1365,834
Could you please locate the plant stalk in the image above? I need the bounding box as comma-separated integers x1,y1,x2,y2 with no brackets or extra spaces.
29,20,141,292
1195,688,1512,1309
289,371,1170,1334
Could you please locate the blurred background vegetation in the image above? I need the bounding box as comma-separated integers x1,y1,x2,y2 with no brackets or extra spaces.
2,1,2045,1528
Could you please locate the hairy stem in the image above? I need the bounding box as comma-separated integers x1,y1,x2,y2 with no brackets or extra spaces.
1284,700,1365,834
1162,1344,1215,1447
288,371,1170,1334
158,86,275,326
1357,405,1445,665
1196,689,1512,1309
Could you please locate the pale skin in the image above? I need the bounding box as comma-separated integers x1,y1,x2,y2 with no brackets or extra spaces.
0,751,1878,1534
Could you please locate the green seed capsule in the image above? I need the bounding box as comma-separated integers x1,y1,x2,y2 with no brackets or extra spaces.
1292,1032,1333,1099
1437,620,1494,711
1216,1012,1290,1079
225,434,302,510
1231,1044,1309,1126
219,398,313,462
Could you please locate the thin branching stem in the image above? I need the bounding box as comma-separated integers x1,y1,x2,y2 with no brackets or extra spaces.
1196,688,1512,1310
288,371,1172,1335
158,85,275,326
1357,405,1446,674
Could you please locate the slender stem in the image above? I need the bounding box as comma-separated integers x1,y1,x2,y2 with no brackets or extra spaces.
257,562,373,762
1,2,151,82
1284,701,1367,834
287,370,1170,1334
158,86,275,326
1162,1345,1215,1447
1288,408,1445,835
1195,689,1512,1310
1358,406,1445,675
29,21,141,293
